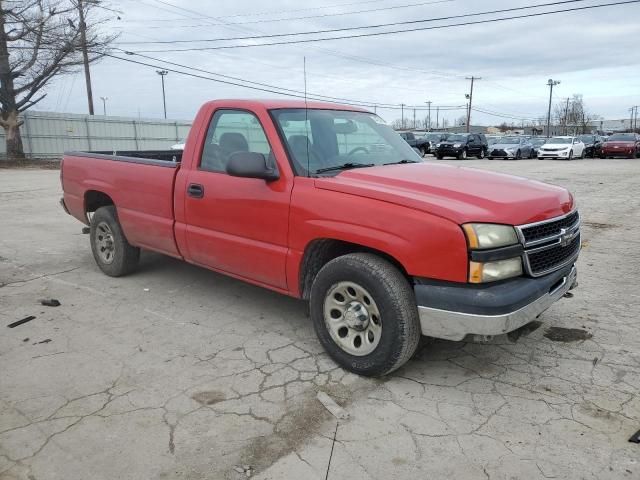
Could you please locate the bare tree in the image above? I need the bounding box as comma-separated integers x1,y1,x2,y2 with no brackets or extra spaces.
0,0,116,160
553,95,598,136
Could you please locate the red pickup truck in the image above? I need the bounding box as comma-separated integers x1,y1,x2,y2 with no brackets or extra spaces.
61,99,580,376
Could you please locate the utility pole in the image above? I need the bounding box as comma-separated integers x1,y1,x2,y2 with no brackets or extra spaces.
425,100,432,131
633,105,639,131
413,108,416,129
546,79,561,137
157,70,168,119
100,96,108,116
77,0,94,115
400,103,405,129
563,97,570,135
465,76,481,133
436,106,439,130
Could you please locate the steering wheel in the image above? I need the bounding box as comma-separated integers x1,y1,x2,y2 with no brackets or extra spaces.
347,146,369,156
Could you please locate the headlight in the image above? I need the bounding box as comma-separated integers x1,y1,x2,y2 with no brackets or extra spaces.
469,258,523,283
504,148,515,153
436,143,441,148
462,223,519,249
453,143,462,148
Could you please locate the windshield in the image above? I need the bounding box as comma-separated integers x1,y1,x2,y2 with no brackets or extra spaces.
530,138,546,146
549,137,573,144
425,133,443,141
578,135,594,143
271,109,421,175
607,133,635,141
498,137,521,145
446,134,467,142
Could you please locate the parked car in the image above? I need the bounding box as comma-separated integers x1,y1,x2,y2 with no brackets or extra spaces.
434,133,488,159
171,140,185,150
577,135,603,158
528,137,547,157
600,133,640,158
398,131,430,156
60,99,580,376
537,136,586,160
421,132,448,154
488,136,535,160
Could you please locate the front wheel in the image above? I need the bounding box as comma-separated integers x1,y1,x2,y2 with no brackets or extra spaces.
90,206,140,277
457,149,467,160
309,253,421,377
436,154,444,160
477,149,485,159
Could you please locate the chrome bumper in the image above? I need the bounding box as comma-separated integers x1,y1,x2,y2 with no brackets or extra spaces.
417,265,577,341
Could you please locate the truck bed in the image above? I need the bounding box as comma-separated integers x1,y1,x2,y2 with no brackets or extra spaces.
61,150,182,258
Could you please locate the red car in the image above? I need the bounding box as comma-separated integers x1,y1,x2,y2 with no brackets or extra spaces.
60,99,580,376
600,133,640,158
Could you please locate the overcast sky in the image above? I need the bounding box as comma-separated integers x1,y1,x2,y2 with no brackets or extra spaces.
36,0,640,126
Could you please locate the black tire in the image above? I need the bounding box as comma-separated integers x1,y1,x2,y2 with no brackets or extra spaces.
436,155,443,160
90,206,140,277
457,149,467,160
477,149,485,159
488,156,494,160
580,149,585,159
515,150,521,160
529,149,535,159
309,253,420,377
568,150,573,161
420,146,427,157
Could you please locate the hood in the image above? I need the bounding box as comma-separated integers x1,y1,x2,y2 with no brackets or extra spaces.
314,163,573,226
491,143,520,150
541,143,573,149
604,141,635,147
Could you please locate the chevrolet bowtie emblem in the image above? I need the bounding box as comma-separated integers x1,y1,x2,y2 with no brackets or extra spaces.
559,228,576,247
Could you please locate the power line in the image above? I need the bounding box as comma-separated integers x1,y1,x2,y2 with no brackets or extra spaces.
117,0,593,45
102,52,467,112
138,0,455,29
122,0,640,53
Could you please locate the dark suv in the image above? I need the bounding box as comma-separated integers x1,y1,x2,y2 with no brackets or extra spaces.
435,133,488,159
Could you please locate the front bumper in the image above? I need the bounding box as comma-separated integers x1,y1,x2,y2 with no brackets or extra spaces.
415,264,577,341
435,147,463,157
601,148,635,157
538,150,570,158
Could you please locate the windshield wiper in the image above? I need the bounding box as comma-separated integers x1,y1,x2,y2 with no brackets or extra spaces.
383,159,419,165
314,162,374,174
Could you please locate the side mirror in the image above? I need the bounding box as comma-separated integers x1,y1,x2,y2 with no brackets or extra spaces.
226,151,279,181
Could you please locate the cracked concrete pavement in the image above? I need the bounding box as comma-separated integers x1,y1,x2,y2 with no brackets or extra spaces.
1,159,639,479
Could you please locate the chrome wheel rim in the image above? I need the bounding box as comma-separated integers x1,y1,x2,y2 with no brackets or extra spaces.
95,221,115,264
462,150,467,159
323,281,382,356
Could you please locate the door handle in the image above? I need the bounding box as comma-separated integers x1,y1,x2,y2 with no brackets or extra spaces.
187,183,204,198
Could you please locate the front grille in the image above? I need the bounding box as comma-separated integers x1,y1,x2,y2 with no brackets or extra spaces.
526,234,580,275
491,149,507,156
521,211,579,243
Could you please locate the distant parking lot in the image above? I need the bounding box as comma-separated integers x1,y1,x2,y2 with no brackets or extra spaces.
1,158,639,480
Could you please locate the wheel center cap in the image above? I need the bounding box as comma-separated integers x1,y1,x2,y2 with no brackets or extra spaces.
344,302,369,331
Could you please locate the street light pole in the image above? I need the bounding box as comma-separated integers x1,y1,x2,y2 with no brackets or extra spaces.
99,96,108,116
425,100,432,131
156,70,168,119
400,103,405,129
546,79,560,137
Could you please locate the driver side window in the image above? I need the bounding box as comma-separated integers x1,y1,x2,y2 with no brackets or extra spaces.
200,110,272,173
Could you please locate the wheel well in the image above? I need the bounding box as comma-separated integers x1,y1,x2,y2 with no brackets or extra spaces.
299,239,410,300
85,190,114,213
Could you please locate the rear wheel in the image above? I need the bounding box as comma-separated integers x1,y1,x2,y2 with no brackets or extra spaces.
515,150,521,160
90,206,140,277
436,154,443,160
568,150,574,160
580,149,586,159
309,253,420,377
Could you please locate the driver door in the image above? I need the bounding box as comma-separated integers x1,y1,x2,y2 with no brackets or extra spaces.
183,109,292,290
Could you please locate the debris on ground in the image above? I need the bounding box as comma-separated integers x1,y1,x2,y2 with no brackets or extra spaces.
40,298,61,307
317,391,349,420
629,430,640,444
33,339,52,345
544,327,592,342
144,288,150,292
7,315,36,328
233,465,253,477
